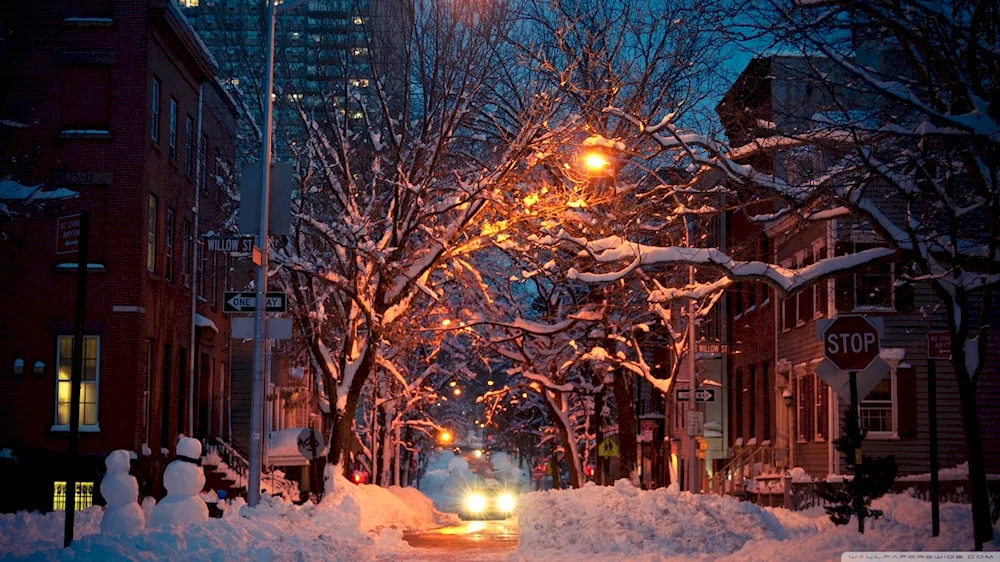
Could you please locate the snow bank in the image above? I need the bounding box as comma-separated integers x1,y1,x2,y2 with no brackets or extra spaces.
516,480,1000,561
324,465,454,532
897,461,1000,482
517,480,816,560
4,473,447,560
0,507,102,558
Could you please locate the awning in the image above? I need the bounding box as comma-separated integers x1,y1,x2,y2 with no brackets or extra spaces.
194,314,219,333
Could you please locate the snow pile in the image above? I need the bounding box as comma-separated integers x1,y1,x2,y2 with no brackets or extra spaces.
0,507,102,558
491,452,526,487
517,480,816,560
517,480,1000,561
324,466,455,532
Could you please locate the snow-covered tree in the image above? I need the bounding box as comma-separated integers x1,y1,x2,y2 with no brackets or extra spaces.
269,0,560,478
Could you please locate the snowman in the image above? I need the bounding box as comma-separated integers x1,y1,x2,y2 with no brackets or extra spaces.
148,437,209,527
100,450,145,534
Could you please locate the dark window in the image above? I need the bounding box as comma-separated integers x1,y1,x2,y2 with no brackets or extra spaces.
797,373,813,442
147,195,157,273
168,99,178,160
762,361,771,440
165,208,175,282
151,77,160,141
182,221,191,287
185,116,195,175
61,65,111,131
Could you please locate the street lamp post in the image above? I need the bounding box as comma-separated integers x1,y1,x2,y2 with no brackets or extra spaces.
248,0,309,508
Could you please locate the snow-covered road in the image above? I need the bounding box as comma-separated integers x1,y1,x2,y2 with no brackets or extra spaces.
398,520,517,561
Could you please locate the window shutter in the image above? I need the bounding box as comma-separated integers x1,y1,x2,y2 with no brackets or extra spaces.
896,365,918,437
834,242,854,311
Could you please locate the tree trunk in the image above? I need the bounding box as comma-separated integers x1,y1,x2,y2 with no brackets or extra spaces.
550,442,562,490
557,419,583,489
614,369,638,482
326,348,375,479
375,405,387,486
958,380,994,550
591,366,605,485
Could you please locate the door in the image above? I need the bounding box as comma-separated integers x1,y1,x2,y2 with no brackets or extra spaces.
160,344,172,449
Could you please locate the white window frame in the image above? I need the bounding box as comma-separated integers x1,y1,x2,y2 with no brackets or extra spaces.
860,367,898,439
52,335,101,432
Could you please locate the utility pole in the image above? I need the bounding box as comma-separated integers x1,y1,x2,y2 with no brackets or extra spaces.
687,293,698,493
64,211,89,547
248,0,277,508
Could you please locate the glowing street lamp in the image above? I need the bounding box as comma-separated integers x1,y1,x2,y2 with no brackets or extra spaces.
438,430,453,445
583,151,610,171
453,388,462,396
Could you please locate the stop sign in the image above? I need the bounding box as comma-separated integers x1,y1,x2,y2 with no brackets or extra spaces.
823,315,880,371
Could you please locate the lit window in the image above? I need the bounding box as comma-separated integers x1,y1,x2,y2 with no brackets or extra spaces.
147,194,157,272
230,78,240,86
55,335,100,428
352,47,368,56
286,93,304,101
353,16,364,25
53,481,94,511
350,78,369,88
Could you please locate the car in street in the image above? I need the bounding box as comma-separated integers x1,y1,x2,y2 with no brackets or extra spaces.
458,482,518,520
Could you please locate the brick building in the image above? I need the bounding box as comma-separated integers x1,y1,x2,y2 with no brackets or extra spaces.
0,0,239,512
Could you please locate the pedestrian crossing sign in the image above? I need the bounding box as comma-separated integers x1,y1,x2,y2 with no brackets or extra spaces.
598,437,619,457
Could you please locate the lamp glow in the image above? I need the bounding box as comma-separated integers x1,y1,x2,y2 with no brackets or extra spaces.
583,152,610,171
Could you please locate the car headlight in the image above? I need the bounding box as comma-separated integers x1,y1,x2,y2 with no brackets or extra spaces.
497,493,516,512
466,494,487,513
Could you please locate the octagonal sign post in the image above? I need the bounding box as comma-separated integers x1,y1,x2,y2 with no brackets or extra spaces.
823,315,880,372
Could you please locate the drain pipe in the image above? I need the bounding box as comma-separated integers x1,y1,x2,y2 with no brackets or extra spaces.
189,82,204,437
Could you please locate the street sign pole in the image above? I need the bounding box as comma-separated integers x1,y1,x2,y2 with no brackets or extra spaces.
248,0,276,509
928,355,940,536
848,369,864,534
64,211,88,548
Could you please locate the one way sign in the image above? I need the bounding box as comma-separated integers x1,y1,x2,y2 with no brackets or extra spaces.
224,291,287,313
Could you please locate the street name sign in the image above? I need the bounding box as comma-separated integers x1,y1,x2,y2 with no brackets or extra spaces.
206,236,253,253
675,388,716,402
224,291,287,313
697,342,731,354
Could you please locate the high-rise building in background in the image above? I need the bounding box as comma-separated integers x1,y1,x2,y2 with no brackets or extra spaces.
181,0,406,160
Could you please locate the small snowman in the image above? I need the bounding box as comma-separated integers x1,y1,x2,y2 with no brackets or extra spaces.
148,437,209,527
100,450,145,534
